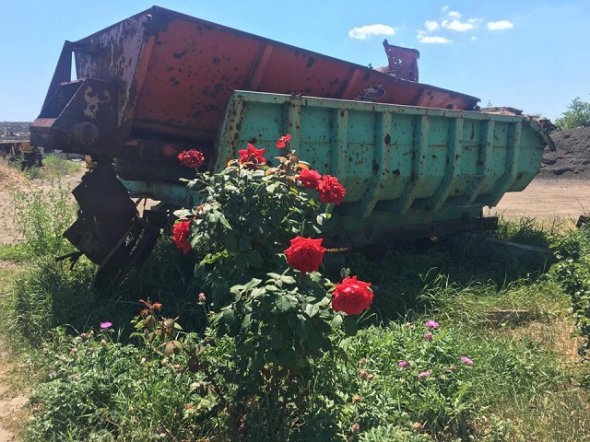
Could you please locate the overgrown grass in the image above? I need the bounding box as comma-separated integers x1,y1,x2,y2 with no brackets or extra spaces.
22,154,83,180
2,181,590,440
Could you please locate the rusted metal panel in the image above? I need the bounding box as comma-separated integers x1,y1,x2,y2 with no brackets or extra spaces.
378,39,420,82
38,6,479,154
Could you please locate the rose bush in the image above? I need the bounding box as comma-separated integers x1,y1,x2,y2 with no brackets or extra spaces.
169,134,372,433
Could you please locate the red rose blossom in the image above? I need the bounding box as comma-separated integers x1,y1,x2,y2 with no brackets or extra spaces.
276,134,291,149
178,149,205,169
238,143,267,166
172,220,191,254
331,276,373,315
317,175,346,205
283,236,327,273
297,169,322,190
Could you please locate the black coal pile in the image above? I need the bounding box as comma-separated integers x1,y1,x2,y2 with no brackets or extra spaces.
541,127,590,178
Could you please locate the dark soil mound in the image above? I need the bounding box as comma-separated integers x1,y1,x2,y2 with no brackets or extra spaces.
541,127,590,178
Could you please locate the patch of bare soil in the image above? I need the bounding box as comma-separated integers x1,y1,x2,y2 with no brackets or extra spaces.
486,177,590,220
0,345,28,441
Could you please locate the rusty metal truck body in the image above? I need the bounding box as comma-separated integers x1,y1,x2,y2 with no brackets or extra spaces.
30,6,553,284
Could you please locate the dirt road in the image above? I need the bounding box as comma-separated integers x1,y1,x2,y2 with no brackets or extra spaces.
486,177,590,221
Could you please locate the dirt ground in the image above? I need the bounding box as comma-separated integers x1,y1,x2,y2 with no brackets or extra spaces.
0,343,27,442
486,177,590,221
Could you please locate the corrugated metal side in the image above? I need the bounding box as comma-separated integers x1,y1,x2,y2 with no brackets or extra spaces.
215,92,545,219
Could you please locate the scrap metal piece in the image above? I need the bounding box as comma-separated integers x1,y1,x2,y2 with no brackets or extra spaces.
64,159,165,287
377,39,420,82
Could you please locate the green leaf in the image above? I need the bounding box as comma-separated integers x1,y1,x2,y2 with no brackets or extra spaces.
331,314,343,328
304,303,320,318
173,208,192,218
241,313,252,330
222,309,237,328
275,295,295,312
280,275,296,285
218,213,232,230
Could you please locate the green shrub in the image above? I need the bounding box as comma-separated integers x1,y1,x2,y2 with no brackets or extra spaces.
550,226,590,357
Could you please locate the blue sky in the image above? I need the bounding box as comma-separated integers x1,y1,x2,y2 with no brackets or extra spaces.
1,0,588,121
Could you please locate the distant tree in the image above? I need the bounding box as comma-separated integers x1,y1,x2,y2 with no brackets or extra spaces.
554,96,590,130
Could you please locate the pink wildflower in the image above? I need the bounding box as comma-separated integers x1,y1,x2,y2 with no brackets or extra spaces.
99,322,112,329
418,370,431,380
460,355,474,366
424,331,433,341
398,360,409,368
425,320,439,329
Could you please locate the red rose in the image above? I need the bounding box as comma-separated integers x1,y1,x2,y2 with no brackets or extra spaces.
276,134,291,149
172,220,191,254
317,175,346,205
331,276,373,315
238,143,267,166
283,236,327,273
297,169,322,190
178,149,205,169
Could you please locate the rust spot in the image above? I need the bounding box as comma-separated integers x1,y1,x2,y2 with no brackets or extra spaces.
384,133,391,145
173,50,188,59
392,169,400,176
212,57,221,65
372,161,379,173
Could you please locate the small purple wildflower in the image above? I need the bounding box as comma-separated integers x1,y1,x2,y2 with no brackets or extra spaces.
425,320,439,329
424,331,433,341
460,355,474,366
99,321,113,329
418,370,431,380
398,360,409,368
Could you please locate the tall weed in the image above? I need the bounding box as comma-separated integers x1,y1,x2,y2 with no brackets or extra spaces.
11,182,76,258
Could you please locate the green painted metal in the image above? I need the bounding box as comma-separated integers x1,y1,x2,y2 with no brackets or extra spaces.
123,90,552,244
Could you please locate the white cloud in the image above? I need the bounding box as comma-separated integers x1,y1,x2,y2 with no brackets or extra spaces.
487,20,514,30
417,33,451,44
443,19,474,31
348,24,396,40
441,5,449,12
447,10,462,19
471,36,478,41
424,20,440,32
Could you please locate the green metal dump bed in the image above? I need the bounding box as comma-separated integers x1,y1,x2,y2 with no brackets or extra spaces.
124,91,552,245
